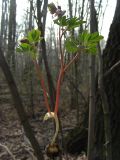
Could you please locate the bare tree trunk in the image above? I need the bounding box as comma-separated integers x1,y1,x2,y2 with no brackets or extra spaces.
74,0,78,17
28,0,35,118
79,0,85,32
0,0,9,53
68,0,73,18
95,0,120,159
7,0,16,70
87,0,96,160
68,0,75,110
29,0,33,30
36,0,56,109
0,47,44,160
98,45,112,160
42,0,48,33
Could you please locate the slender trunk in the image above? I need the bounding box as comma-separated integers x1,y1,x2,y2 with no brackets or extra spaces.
68,0,76,110
7,0,16,70
90,0,112,159
42,0,48,33
87,0,96,159
68,0,73,18
37,0,56,109
0,47,44,160
0,0,9,52
98,45,112,160
75,61,79,125
29,0,35,118
79,0,85,32
87,56,96,160
29,0,33,30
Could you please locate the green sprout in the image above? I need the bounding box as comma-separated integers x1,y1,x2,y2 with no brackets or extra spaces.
16,29,42,59
16,3,104,158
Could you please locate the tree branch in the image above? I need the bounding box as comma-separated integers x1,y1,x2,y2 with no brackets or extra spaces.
0,143,16,160
104,60,120,77
64,52,80,72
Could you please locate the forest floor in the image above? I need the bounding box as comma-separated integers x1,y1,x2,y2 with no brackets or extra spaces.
0,72,87,160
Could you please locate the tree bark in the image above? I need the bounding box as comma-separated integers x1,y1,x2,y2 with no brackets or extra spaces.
0,0,9,52
0,47,44,160
7,0,16,69
36,0,56,109
95,0,120,159
87,1,96,159
29,0,35,118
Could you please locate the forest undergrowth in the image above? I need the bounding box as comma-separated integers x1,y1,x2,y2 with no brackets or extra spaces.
0,70,87,160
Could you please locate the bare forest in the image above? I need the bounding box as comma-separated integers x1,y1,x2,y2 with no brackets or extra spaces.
0,0,120,160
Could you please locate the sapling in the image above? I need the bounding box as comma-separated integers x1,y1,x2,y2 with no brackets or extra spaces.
17,2,103,158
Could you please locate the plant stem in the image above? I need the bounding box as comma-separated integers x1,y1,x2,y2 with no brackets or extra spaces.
54,67,64,114
54,28,81,114
59,27,64,67
33,60,51,112
51,113,59,145
64,52,80,72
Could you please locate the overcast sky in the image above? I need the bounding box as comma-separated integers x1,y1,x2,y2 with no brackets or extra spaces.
100,0,116,39
0,0,117,40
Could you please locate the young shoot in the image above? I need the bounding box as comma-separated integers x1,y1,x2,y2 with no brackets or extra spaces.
17,2,103,158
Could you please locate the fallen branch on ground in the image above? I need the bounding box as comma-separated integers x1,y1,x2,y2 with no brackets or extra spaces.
0,143,16,160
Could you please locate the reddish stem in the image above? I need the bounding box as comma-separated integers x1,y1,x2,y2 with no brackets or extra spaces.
33,60,51,113
59,27,64,67
53,28,65,114
54,67,64,114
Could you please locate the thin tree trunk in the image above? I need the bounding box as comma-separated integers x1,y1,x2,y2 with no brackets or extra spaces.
87,56,96,160
7,0,16,69
0,0,9,52
42,0,48,33
37,0,56,109
79,0,85,32
87,0,96,159
29,0,35,118
68,0,73,18
98,45,112,160
0,47,44,160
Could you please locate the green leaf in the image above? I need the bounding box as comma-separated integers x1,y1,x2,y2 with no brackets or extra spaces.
86,48,97,55
54,16,86,31
87,32,103,43
78,30,104,54
86,43,97,54
67,17,85,30
79,31,90,44
54,16,68,26
16,47,23,52
65,38,78,53
16,29,41,60
28,29,41,43
30,51,37,59
20,43,31,52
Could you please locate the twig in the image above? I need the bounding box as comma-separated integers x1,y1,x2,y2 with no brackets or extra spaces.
104,60,120,77
59,27,64,67
0,143,16,160
64,52,80,72
22,143,37,160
